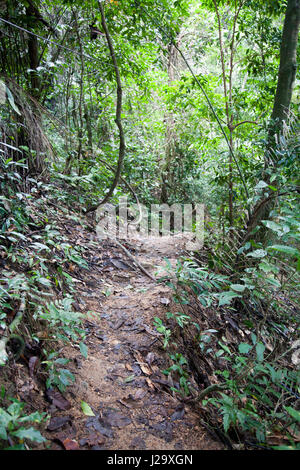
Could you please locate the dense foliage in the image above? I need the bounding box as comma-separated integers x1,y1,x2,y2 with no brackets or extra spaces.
0,0,299,450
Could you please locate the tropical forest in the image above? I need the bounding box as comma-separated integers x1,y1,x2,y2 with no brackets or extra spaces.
0,0,299,452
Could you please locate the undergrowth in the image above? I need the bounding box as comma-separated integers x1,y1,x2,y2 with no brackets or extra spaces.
154,196,300,449
0,151,90,449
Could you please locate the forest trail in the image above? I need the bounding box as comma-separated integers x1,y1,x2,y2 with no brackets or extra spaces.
45,220,223,450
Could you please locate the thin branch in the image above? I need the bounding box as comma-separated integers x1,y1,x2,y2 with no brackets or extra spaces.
241,188,300,245
108,237,156,282
212,0,229,123
97,157,140,208
0,17,96,61
232,120,259,130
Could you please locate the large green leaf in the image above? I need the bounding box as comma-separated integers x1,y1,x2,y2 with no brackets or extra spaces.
267,245,299,257
5,85,21,115
12,427,46,443
256,342,265,362
238,343,252,354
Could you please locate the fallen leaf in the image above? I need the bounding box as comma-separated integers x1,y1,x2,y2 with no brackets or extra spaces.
103,409,131,428
130,436,146,449
47,416,72,432
85,417,114,438
46,388,71,411
111,259,131,270
81,401,95,416
133,389,147,400
133,351,152,376
118,399,132,409
150,420,173,442
68,264,76,272
170,404,185,421
145,377,156,390
62,438,80,450
86,432,105,447
28,356,39,377
145,352,156,365
112,319,125,330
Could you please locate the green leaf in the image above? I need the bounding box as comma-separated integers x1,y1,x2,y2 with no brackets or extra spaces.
223,413,230,432
79,342,88,359
215,349,224,357
256,342,265,362
7,401,24,417
218,291,241,306
218,342,231,355
18,411,46,423
285,407,300,423
251,333,257,345
238,343,252,354
0,424,7,440
230,284,246,292
267,245,299,257
255,180,268,190
262,220,283,235
124,374,135,383
5,85,21,115
258,261,275,273
12,427,46,443
265,277,281,288
247,249,267,259
81,401,95,416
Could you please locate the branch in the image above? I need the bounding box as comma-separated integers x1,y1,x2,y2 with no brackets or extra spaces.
231,120,258,131
96,157,140,208
108,237,156,282
240,188,300,245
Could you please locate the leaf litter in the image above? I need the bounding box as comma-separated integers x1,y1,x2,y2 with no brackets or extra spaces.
21,214,224,450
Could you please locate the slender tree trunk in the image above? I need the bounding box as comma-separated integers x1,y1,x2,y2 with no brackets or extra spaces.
160,42,178,204
73,10,85,176
84,102,93,154
86,0,125,213
213,0,243,232
26,6,40,98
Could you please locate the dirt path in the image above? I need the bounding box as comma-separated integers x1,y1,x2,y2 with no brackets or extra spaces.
46,226,223,450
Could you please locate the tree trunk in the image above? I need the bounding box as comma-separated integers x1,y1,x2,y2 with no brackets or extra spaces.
240,0,300,248
85,0,125,213
26,6,40,98
268,0,300,140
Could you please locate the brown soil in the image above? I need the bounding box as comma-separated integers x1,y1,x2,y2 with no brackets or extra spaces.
3,219,224,451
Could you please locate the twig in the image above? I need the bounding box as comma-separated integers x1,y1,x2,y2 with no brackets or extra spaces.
108,237,156,282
